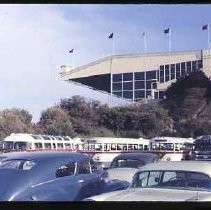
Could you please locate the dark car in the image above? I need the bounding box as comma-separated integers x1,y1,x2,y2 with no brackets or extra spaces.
0,151,127,201
105,152,159,184
109,152,159,169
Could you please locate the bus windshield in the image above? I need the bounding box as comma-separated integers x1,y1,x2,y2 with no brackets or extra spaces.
195,142,211,151
3,141,28,150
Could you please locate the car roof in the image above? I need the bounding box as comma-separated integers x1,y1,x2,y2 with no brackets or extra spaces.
138,161,211,177
113,152,158,160
0,151,90,162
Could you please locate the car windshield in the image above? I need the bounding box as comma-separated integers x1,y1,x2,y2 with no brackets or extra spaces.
0,159,36,170
131,170,211,191
110,158,145,168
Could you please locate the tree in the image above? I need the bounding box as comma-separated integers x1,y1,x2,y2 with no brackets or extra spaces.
0,108,34,140
38,106,75,137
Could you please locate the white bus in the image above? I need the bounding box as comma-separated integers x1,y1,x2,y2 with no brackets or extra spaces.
2,133,75,152
149,136,194,161
73,137,150,168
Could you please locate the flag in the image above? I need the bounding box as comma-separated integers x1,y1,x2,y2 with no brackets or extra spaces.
108,33,113,39
69,49,74,53
202,24,208,30
164,28,170,34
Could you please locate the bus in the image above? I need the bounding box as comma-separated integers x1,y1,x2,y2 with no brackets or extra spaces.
73,137,150,168
1,133,75,152
193,135,211,161
149,136,194,161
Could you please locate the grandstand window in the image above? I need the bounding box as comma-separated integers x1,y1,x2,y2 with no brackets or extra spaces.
135,90,145,98
197,60,203,69
165,65,170,82
135,72,145,80
159,69,164,83
123,81,133,90
160,65,164,71
181,62,186,76
187,61,191,74
113,73,122,82
146,70,157,80
146,90,151,98
113,82,122,91
113,91,122,97
170,64,175,80
176,63,180,78
157,70,160,81
146,80,156,90
192,61,197,71
135,81,145,89
123,91,133,99
123,73,133,81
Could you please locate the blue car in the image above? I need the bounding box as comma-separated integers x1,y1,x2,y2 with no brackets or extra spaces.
0,151,127,201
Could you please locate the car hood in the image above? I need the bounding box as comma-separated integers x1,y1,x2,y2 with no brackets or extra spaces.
106,168,137,183
0,169,30,200
86,188,211,201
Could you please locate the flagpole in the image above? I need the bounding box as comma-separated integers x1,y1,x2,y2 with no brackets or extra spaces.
169,28,171,52
208,24,210,49
110,36,114,107
72,52,74,68
144,32,147,53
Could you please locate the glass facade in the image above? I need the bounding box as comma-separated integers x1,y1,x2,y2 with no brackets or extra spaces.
112,59,203,101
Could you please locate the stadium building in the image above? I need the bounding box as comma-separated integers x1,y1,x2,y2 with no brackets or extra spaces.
60,49,211,102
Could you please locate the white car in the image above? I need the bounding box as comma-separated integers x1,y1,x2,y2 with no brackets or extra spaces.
84,161,211,201
105,152,159,183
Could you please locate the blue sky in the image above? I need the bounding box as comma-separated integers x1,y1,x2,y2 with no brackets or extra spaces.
0,4,211,122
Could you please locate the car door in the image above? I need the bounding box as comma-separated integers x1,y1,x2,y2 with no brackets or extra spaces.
74,160,103,200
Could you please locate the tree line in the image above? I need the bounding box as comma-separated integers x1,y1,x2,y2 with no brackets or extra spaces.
1,71,211,140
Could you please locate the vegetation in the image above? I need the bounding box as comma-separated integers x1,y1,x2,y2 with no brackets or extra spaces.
0,70,211,140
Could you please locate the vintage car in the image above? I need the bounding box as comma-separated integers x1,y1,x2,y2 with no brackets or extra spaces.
84,161,211,201
105,152,159,183
0,151,128,201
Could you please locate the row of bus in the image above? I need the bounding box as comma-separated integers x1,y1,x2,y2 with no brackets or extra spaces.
1,133,208,166
1,133,211,166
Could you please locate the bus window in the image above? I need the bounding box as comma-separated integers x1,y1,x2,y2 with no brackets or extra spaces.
14,142,27,150
128,144,133,150
52,143,56,149
111,143,117,151
134,144,138,150
57,143,64,149
65,143,71,149
138,144,143,150
104,144,110,151
95,143,102,151
3,141,14,150
43,136,52,140
44,143,51,149
144,145,148,151
35,143,43,149
117,144,123,150
122,144,127,150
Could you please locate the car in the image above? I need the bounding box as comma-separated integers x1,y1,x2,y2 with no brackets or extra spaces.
104,152,159,183
0,151,128,201
84,161,211,201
